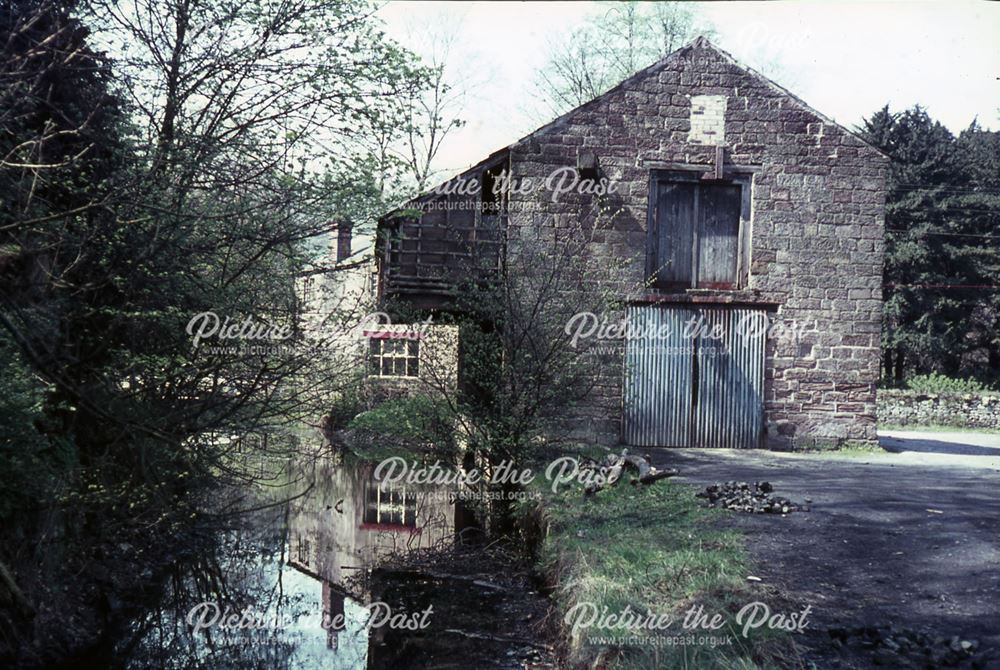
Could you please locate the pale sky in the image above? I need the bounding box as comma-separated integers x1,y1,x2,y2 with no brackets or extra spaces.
377,1,1000,177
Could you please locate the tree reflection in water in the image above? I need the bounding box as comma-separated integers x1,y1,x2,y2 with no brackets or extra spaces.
121,455,552,669
120,455,468,669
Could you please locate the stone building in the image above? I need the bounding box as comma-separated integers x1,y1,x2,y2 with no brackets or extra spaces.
375,37,887,450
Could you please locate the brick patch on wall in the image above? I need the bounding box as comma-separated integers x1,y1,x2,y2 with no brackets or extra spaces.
689,94,728,145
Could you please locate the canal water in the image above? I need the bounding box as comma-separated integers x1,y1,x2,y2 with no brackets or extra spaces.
119,454,555,669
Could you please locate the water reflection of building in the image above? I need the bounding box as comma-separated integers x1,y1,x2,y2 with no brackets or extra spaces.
361,477,417,529
287,458,471,655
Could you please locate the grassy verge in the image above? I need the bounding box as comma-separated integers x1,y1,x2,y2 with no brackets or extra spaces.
524,473,795,669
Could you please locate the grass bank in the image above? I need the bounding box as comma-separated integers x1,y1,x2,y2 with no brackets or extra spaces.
524,473,796,669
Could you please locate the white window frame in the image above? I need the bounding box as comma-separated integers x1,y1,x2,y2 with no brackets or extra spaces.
368,337,420,378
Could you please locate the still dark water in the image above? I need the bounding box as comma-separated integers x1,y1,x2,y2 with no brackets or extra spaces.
117,455,554,670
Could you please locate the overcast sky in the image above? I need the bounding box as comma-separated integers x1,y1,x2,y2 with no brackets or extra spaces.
377,1,1000,176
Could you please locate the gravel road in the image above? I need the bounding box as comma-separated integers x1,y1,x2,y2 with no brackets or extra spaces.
647,431,1000,668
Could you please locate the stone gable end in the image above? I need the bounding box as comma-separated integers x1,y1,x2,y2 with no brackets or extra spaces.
503,39,888,449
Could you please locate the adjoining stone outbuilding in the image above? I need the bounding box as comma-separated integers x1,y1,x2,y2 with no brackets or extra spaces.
375,37,887,450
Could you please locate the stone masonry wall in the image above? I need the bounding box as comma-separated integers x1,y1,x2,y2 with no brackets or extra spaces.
878,390,1000,430
505,39,888,449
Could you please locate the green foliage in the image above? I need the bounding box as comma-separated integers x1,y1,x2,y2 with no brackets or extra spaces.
347,395,458,460
860,106,1000,384
0,335,68,522
0,0,440,660
904,372,994,395
326,389,367,433
1,0,429,507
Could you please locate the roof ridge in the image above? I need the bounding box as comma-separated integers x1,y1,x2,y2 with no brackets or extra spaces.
389,36,709,211
510,35,709,146
688,37,888,158
388,35,885,214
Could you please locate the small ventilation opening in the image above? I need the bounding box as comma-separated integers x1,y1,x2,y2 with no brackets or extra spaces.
481,164,504,216
336,222,353,261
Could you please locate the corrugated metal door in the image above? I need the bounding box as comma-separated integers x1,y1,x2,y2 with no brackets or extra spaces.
623,305,766,448
622,306,694,447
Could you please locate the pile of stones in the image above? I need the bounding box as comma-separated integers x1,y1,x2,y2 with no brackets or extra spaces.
695,481,807,514
828,625,988,668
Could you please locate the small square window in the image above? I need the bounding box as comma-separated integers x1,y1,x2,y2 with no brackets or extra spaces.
369,337,420,378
